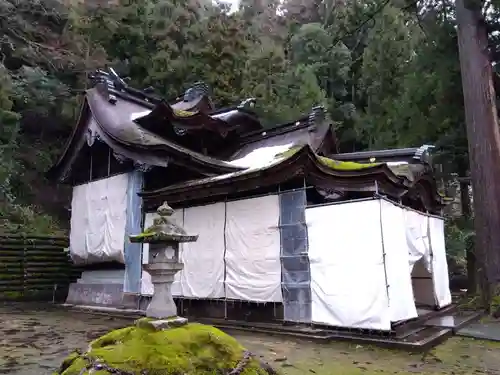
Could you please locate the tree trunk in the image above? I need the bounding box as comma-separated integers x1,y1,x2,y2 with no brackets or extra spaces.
456,0,500,313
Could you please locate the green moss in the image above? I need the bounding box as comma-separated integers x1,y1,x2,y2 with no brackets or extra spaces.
457,294,483,310
274,146,381,171
173,109,198,117
489,284,500,315
58,323,273,375
57,350,81,374
128,228,154,241
317,155,380,171
0,291,23,300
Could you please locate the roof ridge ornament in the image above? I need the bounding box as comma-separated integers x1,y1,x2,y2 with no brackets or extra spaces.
184,81,211,102
89,67,125,105
413,144,435,164
308,105,326,132
237,98,256,110
108,67,128,90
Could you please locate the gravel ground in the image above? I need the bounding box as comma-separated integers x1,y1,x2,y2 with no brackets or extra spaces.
0,303,130,375
1,303,499,375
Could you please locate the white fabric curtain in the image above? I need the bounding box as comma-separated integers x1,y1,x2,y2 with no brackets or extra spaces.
142,197,281,303
307,200,392,331
137,195,451,326
181,203,226,298
306,198,452,329
225,195,282,302
429,217,452,307
379,200,418,322
70,173,128,265
405,210,431,273
404,209,436,307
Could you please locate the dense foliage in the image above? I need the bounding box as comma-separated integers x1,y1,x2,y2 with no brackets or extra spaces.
0,0,497,266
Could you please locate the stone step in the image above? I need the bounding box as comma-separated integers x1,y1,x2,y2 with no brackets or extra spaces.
457,321,500,342
423,311,482,332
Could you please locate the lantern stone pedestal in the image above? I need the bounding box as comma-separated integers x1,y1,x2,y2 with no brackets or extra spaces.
129,202,198,321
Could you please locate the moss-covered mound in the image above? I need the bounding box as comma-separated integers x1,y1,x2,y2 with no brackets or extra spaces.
56,321,277,375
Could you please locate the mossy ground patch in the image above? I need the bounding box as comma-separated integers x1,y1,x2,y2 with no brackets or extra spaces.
58,323,272,375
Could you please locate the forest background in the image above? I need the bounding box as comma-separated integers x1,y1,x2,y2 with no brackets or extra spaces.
1,0,499,280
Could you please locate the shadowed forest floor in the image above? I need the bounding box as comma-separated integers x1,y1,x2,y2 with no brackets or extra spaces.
0,303,498,375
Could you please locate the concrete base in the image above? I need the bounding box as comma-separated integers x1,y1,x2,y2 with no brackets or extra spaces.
66,282,151,310
138,317,189,331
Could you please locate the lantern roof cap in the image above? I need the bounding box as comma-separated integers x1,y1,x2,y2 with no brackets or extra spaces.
129,202,198,244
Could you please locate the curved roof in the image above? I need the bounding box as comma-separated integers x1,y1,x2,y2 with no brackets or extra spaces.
47,87,244,182
48,68,341,183
140,145,445,212
227,106,336,160
133,100,262,138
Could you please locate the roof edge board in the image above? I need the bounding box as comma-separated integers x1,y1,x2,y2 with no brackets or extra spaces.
139,146,408,199
333,145,435,163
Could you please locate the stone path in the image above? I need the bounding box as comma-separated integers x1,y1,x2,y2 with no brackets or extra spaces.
457,321,500,342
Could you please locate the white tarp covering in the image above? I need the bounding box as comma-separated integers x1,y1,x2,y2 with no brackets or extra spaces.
70,173,128,265
141,209,184,296
405,210,436,306
139,194,450,327
142,197,281,302
307,198,452,330
181,203,226,298
429,217,452,307
379,200,418,322
405,210,432,273
307,200,392,331
225,195,282,302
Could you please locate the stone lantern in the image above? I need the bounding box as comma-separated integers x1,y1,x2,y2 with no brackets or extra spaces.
129,202,198,321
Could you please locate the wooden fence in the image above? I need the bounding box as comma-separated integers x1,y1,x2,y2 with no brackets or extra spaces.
0,234,81,302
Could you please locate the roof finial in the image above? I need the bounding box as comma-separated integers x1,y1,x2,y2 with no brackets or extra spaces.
184,82,210,102
238,98,256,110
413,145,435,164
308,105,326,131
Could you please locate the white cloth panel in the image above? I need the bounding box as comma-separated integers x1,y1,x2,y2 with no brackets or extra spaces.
429,217,452,307
307,200,392,331
225,195,282,302
405,210,436,306
181,203,226,298
70,173,128,265
141,209,184,296
405,210,431,273
379,200,418,322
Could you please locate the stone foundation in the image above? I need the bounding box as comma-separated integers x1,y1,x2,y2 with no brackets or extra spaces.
65,282,150,311
66,283,125,307
65,284,285,322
